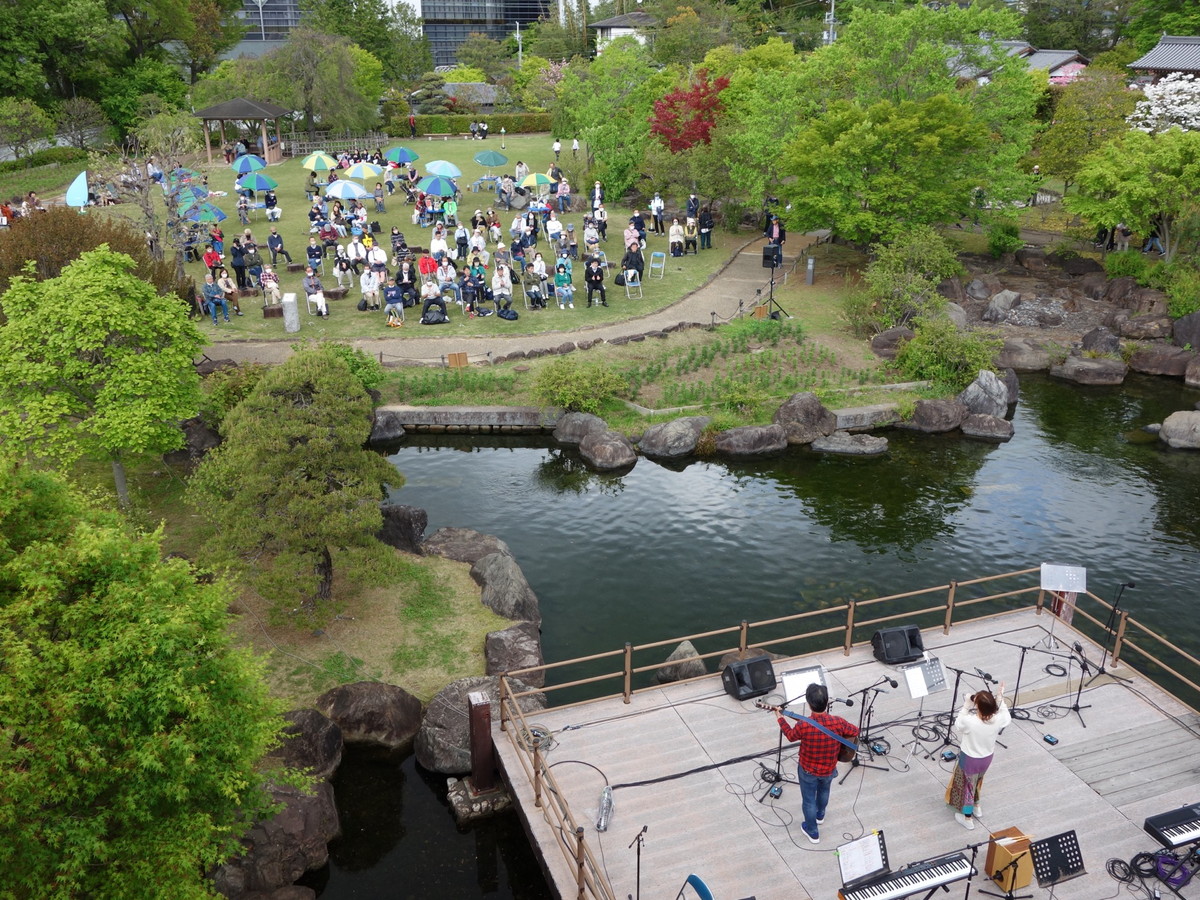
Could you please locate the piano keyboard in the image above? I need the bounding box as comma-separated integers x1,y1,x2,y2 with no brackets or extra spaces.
1145,802,1200,848
839,853,973,900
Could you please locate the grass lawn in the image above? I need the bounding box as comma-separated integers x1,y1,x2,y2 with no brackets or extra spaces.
0,162,81,206
167,134,733,340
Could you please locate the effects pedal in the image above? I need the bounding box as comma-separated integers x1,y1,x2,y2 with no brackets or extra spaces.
1044,734,1059,745
768,785,783,799
941,750,957,762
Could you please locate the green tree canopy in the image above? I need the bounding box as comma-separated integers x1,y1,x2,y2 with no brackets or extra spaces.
299,0,431,84
0,461,286,897
0,247,203,507
1124,0,1200,54
455,32,515,82
99,56,190,137
1036,70,1136,192
0,0,122,103
1022,0,1129,58
188,348,398,620
0,99,54,160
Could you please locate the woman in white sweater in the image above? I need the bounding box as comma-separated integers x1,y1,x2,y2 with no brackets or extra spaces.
949,683,1009,830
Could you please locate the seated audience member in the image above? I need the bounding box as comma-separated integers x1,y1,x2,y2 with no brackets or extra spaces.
302,266,328,317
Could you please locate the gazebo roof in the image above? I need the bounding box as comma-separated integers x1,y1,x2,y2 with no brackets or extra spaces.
192,98,291,120
1129,36,1200,74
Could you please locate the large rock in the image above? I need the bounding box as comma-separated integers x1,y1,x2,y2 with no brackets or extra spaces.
982,289,1020,323
714,424,788,457
315,682,423,751
1187,357,1200,389
177,416,222,461
870,326,914,359
957,371,1009,418
773,393,837,445
1014,248,1046,270
422,527,512,564
471,552,541,623
1119,315,1173,341
1160,411,1200,449
836,404,900,432
937,276,966,302
376,504,427,555
943,302,968,331
903,399,968,433
578,429,638,471
1173,312,1200,350
1059,256,1104,276
1103,275,1137,306
1128,346,1195,378
369,408,408,443
960,414,1015,442
810,432,889,455
1081,327,1121,356
965,275,1003,301
1131,288,1170,317
656,640,706,684
638,416,711,458
486,621,544,687
1050,356,1128,385
553,412,607,445
1080,272,1109,301
211,782,340,898
415,675,545,774
1001,368,1020,405
995,339,1051,372
269,709,343,780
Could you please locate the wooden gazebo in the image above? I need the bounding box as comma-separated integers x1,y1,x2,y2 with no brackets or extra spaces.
193,98,291,165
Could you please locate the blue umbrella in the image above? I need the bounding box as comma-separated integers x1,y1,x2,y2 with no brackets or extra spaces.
417,175,457,197
184,203,227,223
230,154,267,174
324,180,370,200
239,172,278,191
65,171,89,209
426,160,462,178
385,146,419,164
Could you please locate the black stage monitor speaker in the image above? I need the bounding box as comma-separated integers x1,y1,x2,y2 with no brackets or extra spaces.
722,655,777,700
762,244,781,269
872,626,924,665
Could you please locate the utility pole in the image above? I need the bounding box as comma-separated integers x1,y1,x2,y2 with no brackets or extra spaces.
514,21,523,69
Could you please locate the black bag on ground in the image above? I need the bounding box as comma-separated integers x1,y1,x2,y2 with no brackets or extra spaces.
357,298,368,311
421,309,449,325
370,220,381,233
614,272,625,286
497,307,519,320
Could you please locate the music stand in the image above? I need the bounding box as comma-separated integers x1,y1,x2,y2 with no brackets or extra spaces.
901,655,947,764
836,831,889,896
1030,831,1086,888
1038,564,1087,650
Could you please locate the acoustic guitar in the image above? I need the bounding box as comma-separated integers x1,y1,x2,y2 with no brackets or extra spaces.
756,700,858,763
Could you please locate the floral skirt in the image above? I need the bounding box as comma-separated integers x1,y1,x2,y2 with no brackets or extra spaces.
946,752,992,812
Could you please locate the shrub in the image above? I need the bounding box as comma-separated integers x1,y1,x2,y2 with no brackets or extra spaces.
198,364,269,432
987,222,1023,258
1166,266,1200,319
0,147,88,176
534,357,627,414
894,318,1003,391
1104,250,1151,284
311,342,385,393
841,288,879,338
862,225,962,330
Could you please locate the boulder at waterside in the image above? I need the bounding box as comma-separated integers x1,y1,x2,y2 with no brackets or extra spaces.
957,370,1010,418
486,621,544,687
715,424,788,457
657,640,706,684
423,527,512,564
376,504,427,555
579,429,637,471
416,675,545,774
1174,311,1200,350
638,416,711,458
773,393,837,445
553,411,607,445
982,290,1020,323
810,432,889,456
995,339,1051,372
961,414,1014,442
1050,356,1127,386
1081,327,1120,356
1188,357,1200,389
1119,315,1172,340
1160,411,1200,449
315,682,423,752
471,552,541,623
269,709,343,780
211,782,339,898
902,399,968,433
1129,346,1195,378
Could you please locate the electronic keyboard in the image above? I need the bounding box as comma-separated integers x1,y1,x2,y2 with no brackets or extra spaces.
838,853,973,900
1145,803,1200,848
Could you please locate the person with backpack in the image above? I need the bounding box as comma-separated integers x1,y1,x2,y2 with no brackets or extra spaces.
420,278,448,323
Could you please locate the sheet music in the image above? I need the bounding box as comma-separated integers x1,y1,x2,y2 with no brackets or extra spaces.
837,831,887,886
780,666,826,708
903,656,947,699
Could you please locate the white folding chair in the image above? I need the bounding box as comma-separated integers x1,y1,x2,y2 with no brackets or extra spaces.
624,271,642,300
649,251,667,279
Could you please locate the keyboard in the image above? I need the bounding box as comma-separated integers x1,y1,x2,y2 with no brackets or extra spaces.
839,853,973,900
1145,803,1200,848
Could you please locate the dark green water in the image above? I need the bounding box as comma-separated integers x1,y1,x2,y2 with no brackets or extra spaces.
310,373,1200,897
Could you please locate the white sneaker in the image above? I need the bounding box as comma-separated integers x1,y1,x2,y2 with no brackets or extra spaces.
973,804,981,818
955,812,975,830
559,303,565,309
568,302,574,308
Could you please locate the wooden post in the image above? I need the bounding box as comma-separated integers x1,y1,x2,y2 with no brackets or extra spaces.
944,580,958,634
1036,588,1046,614
844,601,856,655
622,642,633,703
738,619,749,653
574,826,586,899
498,675,508,731
1112,610,1129,666
201,120,213,165
532,736,543,808
467,690,494,793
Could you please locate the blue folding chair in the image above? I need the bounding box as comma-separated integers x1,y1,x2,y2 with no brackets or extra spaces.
649,250,667,279
676,873,715,900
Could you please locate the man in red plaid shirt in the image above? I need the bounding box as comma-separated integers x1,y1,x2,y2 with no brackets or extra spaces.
773,684,858,844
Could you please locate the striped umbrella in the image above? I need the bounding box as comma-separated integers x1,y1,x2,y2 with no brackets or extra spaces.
324,180,370,200
230,154,267,174
184,203,227,223
416,175,457,197
301,151,338,172
520,172,558,188
345,161,384,182
385,146,419,164
238,172,278,191
426,160,462,178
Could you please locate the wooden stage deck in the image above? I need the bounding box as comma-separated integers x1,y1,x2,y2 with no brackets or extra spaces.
495,609,1200,900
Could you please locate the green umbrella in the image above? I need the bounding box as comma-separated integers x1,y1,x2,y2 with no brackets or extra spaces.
385,146,419,164
301,151,338,172
474,150,508,169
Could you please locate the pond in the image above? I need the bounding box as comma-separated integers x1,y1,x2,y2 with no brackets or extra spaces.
308,373,1200,897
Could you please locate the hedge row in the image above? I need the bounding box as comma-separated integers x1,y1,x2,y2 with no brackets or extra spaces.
384,113,553,137
0,147,88,175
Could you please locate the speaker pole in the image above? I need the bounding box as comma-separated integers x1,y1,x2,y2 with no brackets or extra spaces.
764,245,792,319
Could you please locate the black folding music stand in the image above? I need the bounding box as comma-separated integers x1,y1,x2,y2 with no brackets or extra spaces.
901,656,946,764
1030,831,1086,888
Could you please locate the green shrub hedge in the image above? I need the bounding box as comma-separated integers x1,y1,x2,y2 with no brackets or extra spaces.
385,113,552,137
0,147,88,175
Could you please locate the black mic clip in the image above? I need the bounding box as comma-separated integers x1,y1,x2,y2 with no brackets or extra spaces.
974,667,996,684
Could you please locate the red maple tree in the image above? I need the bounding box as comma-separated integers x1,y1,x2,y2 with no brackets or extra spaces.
650,69,731,154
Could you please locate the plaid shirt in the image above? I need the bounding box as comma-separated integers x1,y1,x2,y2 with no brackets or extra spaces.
778,712,859,777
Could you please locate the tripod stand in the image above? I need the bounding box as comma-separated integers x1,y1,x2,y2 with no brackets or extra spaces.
1088,581,1136,686
1046,648,1091,728
760,246,792,319
927,665,974,759
980,848,1033,900
626,825,647,900
993,639,1044,723
758,691,805,802
839,680,890,784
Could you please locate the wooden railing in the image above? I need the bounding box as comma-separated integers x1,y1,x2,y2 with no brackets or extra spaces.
494,568,1200,899
282,131,393,158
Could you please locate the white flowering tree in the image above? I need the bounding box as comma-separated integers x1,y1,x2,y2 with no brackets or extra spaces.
1128,72,1200,133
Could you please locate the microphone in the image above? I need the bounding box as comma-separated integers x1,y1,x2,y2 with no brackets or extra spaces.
974,667,997,684
1124,581,1136,589
1074,641,1084,654
889,678,899,688
833,697,855,707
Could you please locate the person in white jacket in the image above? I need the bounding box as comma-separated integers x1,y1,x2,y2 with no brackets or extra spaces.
360,268,380,310
948,683,1010,830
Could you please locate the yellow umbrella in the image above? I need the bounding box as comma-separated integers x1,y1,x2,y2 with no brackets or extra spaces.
301,152,337,172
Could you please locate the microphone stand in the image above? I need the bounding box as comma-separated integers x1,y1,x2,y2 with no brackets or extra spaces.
980,848,1033,900
1089,581,1135,685
993,639,1044,723
758,691,805,802
1046,649,1091,728
626,826,646,900
928,665,972,758
839,680,890,784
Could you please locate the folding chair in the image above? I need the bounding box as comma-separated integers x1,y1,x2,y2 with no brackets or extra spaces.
521,280,546,310
649,251,667,279
624,271,642,300
305,292,324,315
676,873,714,900
594,250,610,271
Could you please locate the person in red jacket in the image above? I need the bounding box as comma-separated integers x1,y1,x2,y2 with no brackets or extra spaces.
772,684,858,844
